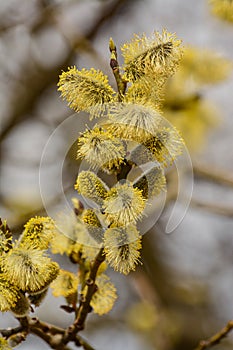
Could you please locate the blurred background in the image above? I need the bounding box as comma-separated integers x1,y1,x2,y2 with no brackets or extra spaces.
0,0,233,349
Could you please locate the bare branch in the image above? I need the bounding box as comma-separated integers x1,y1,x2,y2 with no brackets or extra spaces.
194,320,233,350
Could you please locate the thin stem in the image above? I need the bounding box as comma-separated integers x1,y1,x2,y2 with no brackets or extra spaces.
190,198,233,218
1,315,96,350
109,37,127,100
0,326,24,338
63,248,106,343
76,335,96,350
194,163,233,188
194,320,233,350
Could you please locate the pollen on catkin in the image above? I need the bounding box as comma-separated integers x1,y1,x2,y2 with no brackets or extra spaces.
129,143,156,166
0,275,19,312
19,216,55,250
121,29,183,82
104,225,142,275
103,181,146,226
58,66,115,117
75,171,109,207
143,126,184,167
50,269,79,299
124,76,163,111
81,209,104,244
0,337,12,350
89,274,117,315
107,103,162,143
0,219,12,253
133,165,166,199
50,211,85,256
0,232,12,255
1,245,59,293
77,127,126,172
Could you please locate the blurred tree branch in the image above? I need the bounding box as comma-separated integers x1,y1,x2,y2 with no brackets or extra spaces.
194,320,233,350
190,198,233,218
0,0,135,143
194,163,233,188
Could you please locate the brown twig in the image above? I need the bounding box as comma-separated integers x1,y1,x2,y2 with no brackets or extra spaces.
1,315,96,350
109,37,127,99
194,163,233,188
190,198,233,218
194,320,233,350
63,248,105,344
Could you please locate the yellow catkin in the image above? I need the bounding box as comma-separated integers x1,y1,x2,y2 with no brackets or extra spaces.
1,245,59,293
58,67,115,116
51,211,85,256
121,29,183,82
81,209,104,244
0,337,12,350
143,127,184,167
104,225,142,275
103,181,145,226
133,165,166,199
77,127,125,172
50,269,79,298
75,171,108,207
107,103,162,143
89,274,117,315
0,276,19,312
19,216,55,250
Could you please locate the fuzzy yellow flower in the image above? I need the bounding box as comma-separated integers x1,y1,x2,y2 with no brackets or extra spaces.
0,338,12,350
51,210,101,262
81,209,104,244
124,76,163,111
103,181,145,226
1,244,59,293
50,269,79,300
107,103,162,143
0,232,12,255
133,165,166,199
19,216,55,250
75,171,109,207
51,211,85,256
143,127,184,167
0,275,19,312
0,219,12,253
129,143,156,166
104,225,142,275
58,67,115,117
89,274,117,315
121,29,182,82
77,127,126,173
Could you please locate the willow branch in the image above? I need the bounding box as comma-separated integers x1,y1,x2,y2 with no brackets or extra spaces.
190,198,233,218
194,163,233,188
0,326,24,338
194,320,233,350
1,315,96,350
63,247,105,343
109,38,127,99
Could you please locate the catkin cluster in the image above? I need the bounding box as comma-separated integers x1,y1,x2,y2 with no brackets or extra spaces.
56,30,184,280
